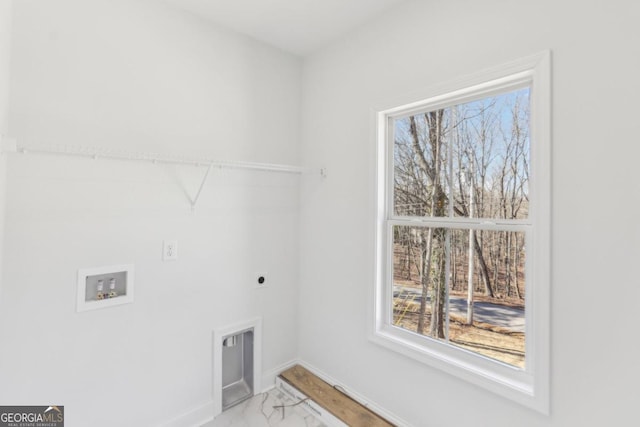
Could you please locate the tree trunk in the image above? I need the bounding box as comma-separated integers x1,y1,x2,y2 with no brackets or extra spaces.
409,111,447,339
405,232,412,280
514,232,522,299
417,228,434,334
429,227,446,339
473,233,494,298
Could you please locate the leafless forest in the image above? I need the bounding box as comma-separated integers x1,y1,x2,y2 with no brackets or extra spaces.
391,88,529,367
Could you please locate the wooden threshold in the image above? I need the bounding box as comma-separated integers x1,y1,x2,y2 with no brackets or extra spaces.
278,365,395,427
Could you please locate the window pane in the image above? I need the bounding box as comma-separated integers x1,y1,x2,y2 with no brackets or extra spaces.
393,226,526,368
393,110,451,217
393,88,530,220
451,89,530,220
392,226,449,342
448,229,526,368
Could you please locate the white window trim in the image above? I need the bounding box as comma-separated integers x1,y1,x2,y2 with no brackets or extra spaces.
371,51,551,414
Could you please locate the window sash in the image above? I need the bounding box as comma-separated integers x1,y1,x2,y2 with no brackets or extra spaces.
377,221,535,398
387,217,532,229
381,222,532,353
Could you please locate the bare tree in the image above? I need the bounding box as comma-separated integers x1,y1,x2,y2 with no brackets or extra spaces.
392,87,530,343
406,112,447,338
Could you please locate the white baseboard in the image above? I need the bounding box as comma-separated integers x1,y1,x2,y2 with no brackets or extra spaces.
160,358,410,427
160,359,300,427
260,358,300,393
159,400,213,427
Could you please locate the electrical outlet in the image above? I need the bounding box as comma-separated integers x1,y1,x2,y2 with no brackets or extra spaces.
255,272,267,288
163,240,178,261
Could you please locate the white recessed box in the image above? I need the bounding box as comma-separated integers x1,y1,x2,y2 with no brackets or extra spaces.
77,264,134,312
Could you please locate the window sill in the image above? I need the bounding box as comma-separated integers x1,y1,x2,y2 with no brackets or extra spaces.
369,324,548,414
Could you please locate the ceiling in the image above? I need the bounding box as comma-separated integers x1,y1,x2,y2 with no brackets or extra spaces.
161,0,407,56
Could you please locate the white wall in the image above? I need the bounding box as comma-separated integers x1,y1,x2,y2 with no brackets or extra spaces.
299,0,640,426
5,0,640,426
0,0,12,305
0,1,301,426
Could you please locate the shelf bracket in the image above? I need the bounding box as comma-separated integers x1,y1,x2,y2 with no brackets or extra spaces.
190,163,213,212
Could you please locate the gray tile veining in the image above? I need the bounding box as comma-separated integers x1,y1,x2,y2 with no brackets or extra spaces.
202,388,326,427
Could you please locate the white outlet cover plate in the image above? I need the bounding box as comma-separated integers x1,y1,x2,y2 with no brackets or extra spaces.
163,240,178,261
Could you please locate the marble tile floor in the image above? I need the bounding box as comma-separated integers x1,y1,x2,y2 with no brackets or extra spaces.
201,388,326,427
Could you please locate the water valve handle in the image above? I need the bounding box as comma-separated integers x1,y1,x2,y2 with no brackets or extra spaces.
107,278,117,298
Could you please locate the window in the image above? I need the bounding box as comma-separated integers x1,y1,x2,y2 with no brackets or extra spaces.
372,52,550,413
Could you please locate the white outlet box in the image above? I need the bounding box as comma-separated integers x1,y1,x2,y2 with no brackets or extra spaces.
163,240,178,261
77,264,135,312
